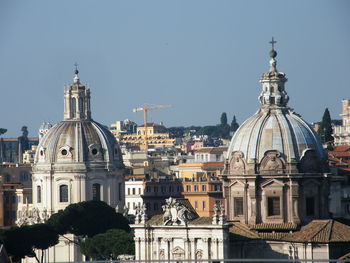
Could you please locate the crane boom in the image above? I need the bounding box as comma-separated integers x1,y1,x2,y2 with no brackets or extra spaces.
132,104,171,150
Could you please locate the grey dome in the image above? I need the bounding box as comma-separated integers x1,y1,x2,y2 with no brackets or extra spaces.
226,49,326,175
35,120,124,169
227,108,325,164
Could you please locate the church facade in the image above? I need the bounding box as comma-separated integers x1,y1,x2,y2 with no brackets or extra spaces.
17,69,125,262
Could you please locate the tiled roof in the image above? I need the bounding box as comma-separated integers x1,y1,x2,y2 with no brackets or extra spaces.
249,222,298,231
258,232,289,240
194,147,228,154
229,223,260,240
286,220,350,243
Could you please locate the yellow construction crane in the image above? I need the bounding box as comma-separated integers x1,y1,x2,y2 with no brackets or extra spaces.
133,104,171,150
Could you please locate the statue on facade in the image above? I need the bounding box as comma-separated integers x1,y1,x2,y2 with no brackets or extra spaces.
162,197,191,226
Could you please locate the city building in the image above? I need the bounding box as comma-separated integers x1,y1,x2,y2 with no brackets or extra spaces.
0,131,38,164
333,99,350,145
182,177,224,217
328,145,350,219
0,163,32,227
125,178,144,215
119,123,176,150
142,179,183,217
134,43,350,261
16,68,126,262
110,119,137,138
170,147,227,180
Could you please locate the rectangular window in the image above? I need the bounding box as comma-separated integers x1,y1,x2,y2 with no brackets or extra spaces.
202,201,206,211
306,197,315,216
202,185,207,191
132,188,136,195
194,201,198,209
127,202,130,209
146,186,151,192
92,183,101,201
127,188,130,195
234,197,243,216
268,197,280,216
37,186,41,203
154,186,158,193
194,185,198,192
59,185,69,202
138,188,141,195
186,185,191,192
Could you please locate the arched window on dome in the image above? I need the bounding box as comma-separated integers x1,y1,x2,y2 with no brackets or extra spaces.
92,183,101,201
71,98,76,118
79,97,84,113
37,185,41,203
59,184,69,202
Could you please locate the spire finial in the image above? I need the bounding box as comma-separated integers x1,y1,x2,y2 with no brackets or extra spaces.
73,63,80,84
269,37,277,58
74,62,79,75
269,37,277,50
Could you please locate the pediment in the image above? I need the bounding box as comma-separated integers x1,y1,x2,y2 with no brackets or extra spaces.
229,180,246,188
261,178,285,188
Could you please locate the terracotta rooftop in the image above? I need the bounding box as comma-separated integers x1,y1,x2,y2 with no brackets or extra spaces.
286,220,350,243
229,220,350,243
249,222,298,231
194,147,228,154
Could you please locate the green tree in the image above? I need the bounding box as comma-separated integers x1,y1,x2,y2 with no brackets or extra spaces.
0,224,58,263
318,108,333,143
47,200,130,239
29,224,59,263
0,128,7,136
230,115,239,133
80,229,134,260
220,112,228,126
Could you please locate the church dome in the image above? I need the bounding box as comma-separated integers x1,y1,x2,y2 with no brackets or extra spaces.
226,46,325,175
34,70,124,170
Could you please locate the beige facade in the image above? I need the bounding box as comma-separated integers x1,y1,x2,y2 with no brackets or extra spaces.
333,99,350,146
119,123,176,150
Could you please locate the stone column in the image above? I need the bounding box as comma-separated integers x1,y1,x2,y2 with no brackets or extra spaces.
140,237,146,260
183,238,190,259
290,181,300,224
217,238,224,259
212,238,218,259
202,238,209,259
189,238,196,260
248,180,257,224
134,237,140,260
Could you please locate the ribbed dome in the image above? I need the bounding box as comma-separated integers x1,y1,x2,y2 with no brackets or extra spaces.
35,120,124,169
34,70,124,170
226,48,325,175
227,108,325,164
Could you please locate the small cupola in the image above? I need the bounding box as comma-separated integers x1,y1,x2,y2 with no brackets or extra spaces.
63,64,91,120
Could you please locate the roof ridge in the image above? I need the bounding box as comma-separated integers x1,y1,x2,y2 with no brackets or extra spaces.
327,219,334,241
310,220,332,242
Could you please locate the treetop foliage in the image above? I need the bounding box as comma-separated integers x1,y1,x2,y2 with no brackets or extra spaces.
47,200,130,238
80,229,134,260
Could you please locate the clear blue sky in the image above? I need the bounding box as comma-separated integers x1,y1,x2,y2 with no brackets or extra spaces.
0,0,349,137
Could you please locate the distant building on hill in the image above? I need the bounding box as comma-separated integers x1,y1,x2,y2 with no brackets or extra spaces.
333,99,350,145
118,122,176,150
